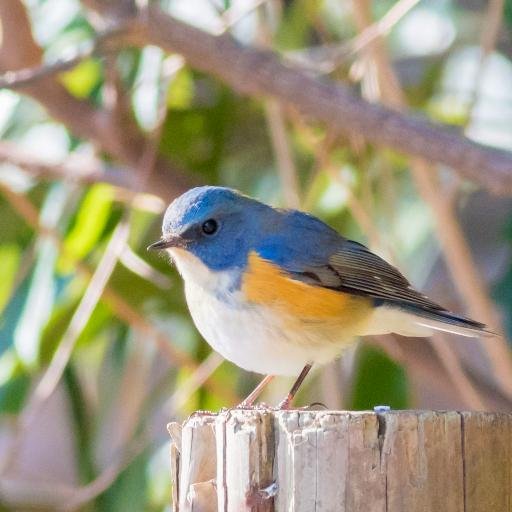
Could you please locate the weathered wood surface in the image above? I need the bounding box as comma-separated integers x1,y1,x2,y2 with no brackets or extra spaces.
168,410,512,512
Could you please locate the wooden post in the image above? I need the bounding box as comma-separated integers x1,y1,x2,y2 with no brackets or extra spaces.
169,410,512,512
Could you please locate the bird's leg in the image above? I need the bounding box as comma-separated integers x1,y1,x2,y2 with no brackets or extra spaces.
276,363,313,410
236,374,275,408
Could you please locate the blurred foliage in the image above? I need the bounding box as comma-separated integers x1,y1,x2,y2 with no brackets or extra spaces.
0,0,511,510
350,344,409,410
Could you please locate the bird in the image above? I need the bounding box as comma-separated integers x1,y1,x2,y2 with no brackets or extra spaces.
148,186,490,409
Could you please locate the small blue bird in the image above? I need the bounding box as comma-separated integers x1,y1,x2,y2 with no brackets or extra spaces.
148,186,488,409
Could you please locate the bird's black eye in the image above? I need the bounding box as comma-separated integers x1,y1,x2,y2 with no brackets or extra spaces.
201,219,218,235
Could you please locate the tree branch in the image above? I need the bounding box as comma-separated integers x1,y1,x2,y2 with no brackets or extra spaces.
131,4,512,195
0,141,133,187
0,0,193,201
6,3,512,195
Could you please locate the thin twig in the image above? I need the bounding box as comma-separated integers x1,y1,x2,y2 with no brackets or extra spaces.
0,20,136,90
165,352,225,413
466,0,505,122
264,100,301,208
257,4,301,208
218,0,270,34
0,43,95,90
34,222,130,405
323,162,396,262
0,141,134,188
429,334,486,409
119,246,172,288
349,0,421,56
351,0,512,401
286,0,420,73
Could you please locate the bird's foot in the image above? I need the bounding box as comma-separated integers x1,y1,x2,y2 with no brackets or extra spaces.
275,396,292,410
231,401,273,410
304,401,328,410
274,399,328,411
186,409,216,421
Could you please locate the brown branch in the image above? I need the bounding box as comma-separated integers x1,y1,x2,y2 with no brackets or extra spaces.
6,3,512,195
0,39,97,90
0,0,193,201
256,9,301,208
0,141,134,188
125,4,512,195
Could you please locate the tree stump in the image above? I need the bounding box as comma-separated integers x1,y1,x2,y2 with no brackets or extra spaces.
168,410,512,512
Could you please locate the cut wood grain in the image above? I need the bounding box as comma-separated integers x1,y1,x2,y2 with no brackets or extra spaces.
169,410,512,512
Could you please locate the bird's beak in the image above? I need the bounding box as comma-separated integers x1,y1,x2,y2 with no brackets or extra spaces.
147,235,186,251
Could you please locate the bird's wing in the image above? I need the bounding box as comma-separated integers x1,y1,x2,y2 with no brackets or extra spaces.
285,239,488,333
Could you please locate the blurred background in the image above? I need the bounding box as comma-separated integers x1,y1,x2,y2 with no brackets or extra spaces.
0,0,512,510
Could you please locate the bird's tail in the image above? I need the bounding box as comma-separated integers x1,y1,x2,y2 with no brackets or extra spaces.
365,303,493,338
398,304,493,338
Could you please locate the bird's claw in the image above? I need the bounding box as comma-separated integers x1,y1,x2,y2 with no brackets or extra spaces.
186,409,216,421
231,401,273,411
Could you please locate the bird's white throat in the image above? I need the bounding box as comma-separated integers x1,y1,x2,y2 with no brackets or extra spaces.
167,248,238,294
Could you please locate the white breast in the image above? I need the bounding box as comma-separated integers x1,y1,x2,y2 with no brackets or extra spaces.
168,248,346,376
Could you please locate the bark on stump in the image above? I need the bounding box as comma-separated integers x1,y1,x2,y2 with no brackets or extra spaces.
168,410,512,512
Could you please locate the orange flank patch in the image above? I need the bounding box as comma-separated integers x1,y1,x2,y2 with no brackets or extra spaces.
241,252,372,322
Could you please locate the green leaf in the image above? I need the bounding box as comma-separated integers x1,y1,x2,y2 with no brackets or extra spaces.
0,196,34,245
0,245,21,313
59,184,114,273
60,58,102,99
275,0,321,50
14,238,58,367
504,0,512,28
97,449,148,512
493,215,512,339
159,76,234,180
350,343,410,410
0,372,30,413
64,363,95,483
167,67,194,109
0,274,31,357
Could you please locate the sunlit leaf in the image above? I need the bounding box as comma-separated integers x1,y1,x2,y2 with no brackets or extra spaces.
59,184,114,273
12,184,74,367
167,67,194,109
0,196,34,245
0,245,21,313
0,274,31,357
275,0,321,50
60,58,102,99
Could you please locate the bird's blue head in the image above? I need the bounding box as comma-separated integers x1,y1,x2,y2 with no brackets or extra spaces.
148,186,277,271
